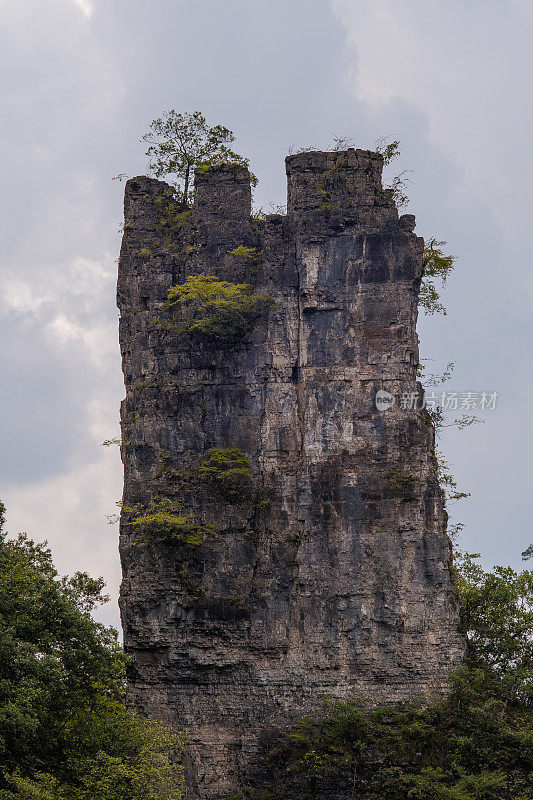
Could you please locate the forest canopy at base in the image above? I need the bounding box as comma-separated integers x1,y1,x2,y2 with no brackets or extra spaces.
0,508,183,800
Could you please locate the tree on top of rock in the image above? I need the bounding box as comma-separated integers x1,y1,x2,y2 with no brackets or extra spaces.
142,110,254,206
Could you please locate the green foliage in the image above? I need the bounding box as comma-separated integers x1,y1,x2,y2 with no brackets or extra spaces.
1,708,183,800
375,136,401,166
251,208,267,222
138,248,153,259
254,691,533,800
388,171,411,208
375,138,411,208
331,135,356,151
420,238,456,315
316,160,343,216
101,437,121,447
127,496,215,546
375,138,455,315
290,530,310,546
425,407,472,504
163,274,274,343
154,191,192,236
434,450,471,503
384,464,415,493
142,110,256,205
154,453,186,486
228,245,259,259
453,552,533,704
242,557,533,800
196,448,254,504
0,516,183,799
228,246,263,277
419,359,456,385
418,370,479,507
154,448,260,507
228,246,262,262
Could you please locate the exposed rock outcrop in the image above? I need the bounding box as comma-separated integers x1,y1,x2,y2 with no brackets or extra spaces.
117,149,464,798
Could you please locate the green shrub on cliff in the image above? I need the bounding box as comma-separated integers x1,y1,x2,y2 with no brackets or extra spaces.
196,448,254,504
384,464,415,493
128,496,215,546
163,273,273,343
227,245,263,277
227,245,261,261
154,191,192,235
241,554,533,800
420,238,456,316
0,504,183,800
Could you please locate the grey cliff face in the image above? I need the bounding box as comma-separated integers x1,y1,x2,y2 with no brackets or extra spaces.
117,149,465,798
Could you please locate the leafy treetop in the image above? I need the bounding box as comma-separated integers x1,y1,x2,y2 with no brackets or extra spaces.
454,551,533,705
142,110,255,206
0,503,183,800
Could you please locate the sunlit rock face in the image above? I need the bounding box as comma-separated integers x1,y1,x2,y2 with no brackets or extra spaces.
117,150,464,799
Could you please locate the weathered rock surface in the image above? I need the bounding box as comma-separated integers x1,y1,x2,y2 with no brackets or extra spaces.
117,149,464,799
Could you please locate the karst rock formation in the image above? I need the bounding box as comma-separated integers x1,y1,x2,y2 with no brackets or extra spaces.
117,148,464,798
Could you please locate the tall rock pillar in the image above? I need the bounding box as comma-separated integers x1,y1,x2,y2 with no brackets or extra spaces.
117,149,464,799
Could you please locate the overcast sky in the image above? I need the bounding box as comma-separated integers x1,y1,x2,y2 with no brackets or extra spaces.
1,0,531,627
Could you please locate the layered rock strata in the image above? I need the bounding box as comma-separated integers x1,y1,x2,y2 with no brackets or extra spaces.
117,149,464,798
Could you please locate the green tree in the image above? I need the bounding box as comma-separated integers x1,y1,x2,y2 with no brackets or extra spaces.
142,110,254,205
454,552,533,704
0,504,183,800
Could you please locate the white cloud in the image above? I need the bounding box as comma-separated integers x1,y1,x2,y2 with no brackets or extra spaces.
72,0,94,18
2,255,118,366
4,281,45,314
2,256,114,313
0,248,123,626
3,411,123,628
0,0,127,625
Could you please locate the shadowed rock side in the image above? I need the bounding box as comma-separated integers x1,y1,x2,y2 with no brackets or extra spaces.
117,149,465,799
